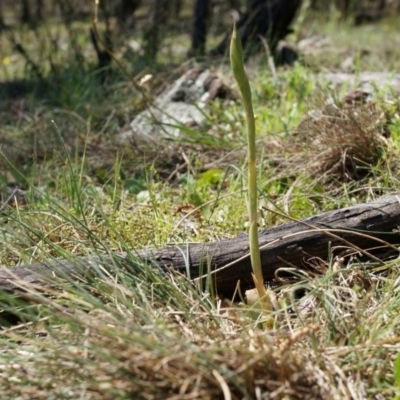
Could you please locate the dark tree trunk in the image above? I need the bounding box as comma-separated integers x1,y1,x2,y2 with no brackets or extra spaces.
120,0,141,14
173,0,182,18
21,0,43,23
378,0,386,11
143,0,170,60
36,0,43,20
21,0,31,23
1,192,399,298
117,0,141,26
0,1,4,28
210,0,302,56
90,28,113,80
189,0,210,57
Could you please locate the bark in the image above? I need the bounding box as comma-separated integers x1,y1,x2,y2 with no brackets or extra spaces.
21,0,31,23
210,0,302,57
117,0,141,26
142,0,170,61
189,0,210,57
1,192,400,297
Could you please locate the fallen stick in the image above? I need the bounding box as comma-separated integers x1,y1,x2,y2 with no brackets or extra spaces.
1,192,400,297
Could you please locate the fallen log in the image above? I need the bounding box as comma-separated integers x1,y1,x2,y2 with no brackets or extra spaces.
1,192,400,297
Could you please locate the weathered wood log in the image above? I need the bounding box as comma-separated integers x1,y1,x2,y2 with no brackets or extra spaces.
1,192,400,297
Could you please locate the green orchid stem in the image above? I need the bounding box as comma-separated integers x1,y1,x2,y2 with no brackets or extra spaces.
230,25,273,325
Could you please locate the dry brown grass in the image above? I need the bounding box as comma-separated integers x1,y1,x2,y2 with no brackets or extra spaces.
266,99,397,185
1,253,399,400
1,10,400,398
